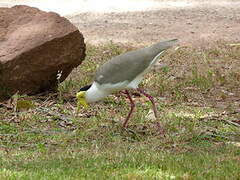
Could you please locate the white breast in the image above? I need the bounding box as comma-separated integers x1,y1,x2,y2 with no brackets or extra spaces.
85,81,129,103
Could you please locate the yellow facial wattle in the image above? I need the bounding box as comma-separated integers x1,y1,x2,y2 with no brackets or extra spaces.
76,92,89,110
78,98,88,108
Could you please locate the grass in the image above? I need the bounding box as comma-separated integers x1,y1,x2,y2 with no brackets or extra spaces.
0,41,240,179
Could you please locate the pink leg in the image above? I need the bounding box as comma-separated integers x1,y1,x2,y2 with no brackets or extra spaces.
123,90,135,128
136,88,157,118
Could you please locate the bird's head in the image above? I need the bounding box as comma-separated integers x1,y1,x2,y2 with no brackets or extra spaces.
76,84,92,110
76,91,88,110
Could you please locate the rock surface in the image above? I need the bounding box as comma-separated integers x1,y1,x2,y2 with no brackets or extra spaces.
0,5,85,100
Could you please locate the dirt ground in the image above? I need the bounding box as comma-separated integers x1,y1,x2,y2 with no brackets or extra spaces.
67,1,240,47
1,0,240,47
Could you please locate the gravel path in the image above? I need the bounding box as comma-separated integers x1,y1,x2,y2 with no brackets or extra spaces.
1,0,240,46
68,1,240,46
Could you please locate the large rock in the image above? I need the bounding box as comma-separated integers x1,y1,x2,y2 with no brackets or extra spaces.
0,5,85,100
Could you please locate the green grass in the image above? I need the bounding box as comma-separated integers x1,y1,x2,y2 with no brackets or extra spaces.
1,144,240,179
0,41,240,179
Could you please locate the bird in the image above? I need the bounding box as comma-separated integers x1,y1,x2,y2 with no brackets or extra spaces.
76,39,178,128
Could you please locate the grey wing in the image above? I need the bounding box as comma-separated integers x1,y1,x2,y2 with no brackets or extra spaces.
94,49,153,85
94,39,177,85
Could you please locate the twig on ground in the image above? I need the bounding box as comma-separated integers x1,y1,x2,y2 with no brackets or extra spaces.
199,111,240,128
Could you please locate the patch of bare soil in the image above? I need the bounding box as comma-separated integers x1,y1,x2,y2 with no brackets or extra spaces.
68,2,240,47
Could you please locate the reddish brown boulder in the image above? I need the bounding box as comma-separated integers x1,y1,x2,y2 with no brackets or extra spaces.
0,5,85,100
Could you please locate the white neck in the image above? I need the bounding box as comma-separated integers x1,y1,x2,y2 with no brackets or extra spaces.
85,82,110,103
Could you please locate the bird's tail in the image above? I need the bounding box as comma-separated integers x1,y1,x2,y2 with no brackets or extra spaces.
153,39,178,50
146,39,178,66
165,39,178,46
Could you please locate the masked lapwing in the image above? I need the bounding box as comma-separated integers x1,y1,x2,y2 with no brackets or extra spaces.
77,39,177,127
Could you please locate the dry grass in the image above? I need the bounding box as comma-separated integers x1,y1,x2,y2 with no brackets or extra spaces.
0,41,239,179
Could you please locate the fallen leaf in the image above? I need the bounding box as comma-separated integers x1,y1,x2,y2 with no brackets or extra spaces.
146,109,156,121
16,100,35,111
